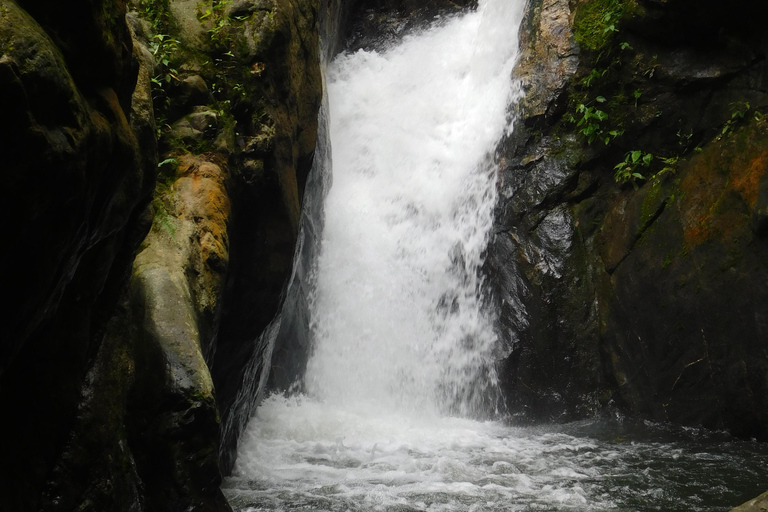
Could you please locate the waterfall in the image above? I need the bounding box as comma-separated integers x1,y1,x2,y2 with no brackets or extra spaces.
223,2,768,510
305,0,525,418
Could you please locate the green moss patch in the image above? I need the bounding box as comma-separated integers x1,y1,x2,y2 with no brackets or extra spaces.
573,0,631,53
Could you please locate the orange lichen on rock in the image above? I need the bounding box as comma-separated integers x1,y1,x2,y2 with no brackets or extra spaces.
732,151,768,209
680,121,768,249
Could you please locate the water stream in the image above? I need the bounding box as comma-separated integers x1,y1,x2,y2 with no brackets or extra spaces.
223,1,768,509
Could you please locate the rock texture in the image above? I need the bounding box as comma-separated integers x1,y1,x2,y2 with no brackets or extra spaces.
494,0,768,440
0,0,156,510
1,0,326,508
731,491,768,512
342,0,476,50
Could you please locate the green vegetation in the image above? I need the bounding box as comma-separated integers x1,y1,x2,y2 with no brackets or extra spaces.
137,0,172,30
567,0,635,148
715,101,763,141
568,97,623,145
152,179,178,239
198,0,235,48
137,0,179,137
573,0,629,54
614,150,652,185
614,150,680,187
568,0,690,187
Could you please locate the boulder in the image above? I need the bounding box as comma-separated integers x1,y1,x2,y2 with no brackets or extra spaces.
731,491,768,512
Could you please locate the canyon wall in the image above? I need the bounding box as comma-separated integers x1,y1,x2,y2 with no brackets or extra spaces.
4,0,768,510
494,0,768,440
0,0,324,508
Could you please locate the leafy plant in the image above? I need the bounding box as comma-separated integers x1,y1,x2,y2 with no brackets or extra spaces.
150,34,180,85
569,99,623,145
654,156,678,184
582,68,608,88
602,11,619,34
138,0,171,28
148,33,181,136
715,101,752,141
614,151,681,187
614,150,653,185
198,0,235,48
676,129,692,147
136,0,179,137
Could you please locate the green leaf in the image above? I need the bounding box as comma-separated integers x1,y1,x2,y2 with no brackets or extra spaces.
158,158,178,168
596,96,606,103
642,153,653,165
631,150,642,163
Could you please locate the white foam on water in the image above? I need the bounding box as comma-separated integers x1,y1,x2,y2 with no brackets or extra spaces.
229,395,610,511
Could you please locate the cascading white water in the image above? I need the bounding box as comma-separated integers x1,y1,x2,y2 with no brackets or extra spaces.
304,0,524,418
223,1,768,510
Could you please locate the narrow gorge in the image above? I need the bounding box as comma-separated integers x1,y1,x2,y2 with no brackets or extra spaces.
2,0,768,511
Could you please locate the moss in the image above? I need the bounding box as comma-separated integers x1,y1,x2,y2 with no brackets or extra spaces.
661,251,673,269
638,180,663,232
151,179,179,239
573,0,627,53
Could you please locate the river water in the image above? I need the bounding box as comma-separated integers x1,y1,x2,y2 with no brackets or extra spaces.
223,1,768,510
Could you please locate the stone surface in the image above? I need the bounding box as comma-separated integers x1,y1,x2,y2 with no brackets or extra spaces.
343,0,476,51
203,0,324,473
731,491,768,512
494,0,768,440
126,154,232,511
125,0,326,478
0,0,156,510
515,0,578,123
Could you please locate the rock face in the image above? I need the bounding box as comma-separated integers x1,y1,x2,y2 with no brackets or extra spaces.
342,0,477,50
494,0,768,439
0,0,156,510
1,0,325,508
121,0,326,495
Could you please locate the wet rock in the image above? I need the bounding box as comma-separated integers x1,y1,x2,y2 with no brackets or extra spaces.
731,491,768,512
599,119,768,436
514,0,578,124
206,0,324,474
494,0,768,438
344,0,477,51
